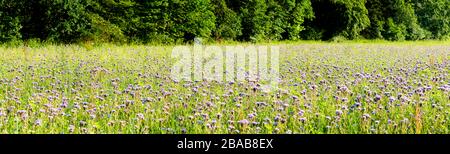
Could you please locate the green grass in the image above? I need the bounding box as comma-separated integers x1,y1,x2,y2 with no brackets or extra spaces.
0,42,449,134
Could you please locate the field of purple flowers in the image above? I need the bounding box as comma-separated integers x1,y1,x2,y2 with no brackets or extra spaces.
0,43,448,134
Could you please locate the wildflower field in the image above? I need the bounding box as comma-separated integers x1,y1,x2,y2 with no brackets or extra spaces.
0,42,448,134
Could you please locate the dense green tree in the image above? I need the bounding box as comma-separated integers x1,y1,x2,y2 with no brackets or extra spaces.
335,0,370,39
129,0,168,43
85,0,134,43
237,0,270,41
212,0,242,41
174,0,216,42
266,0,314,40
232,0,313,41
133,0,216,43
1,0,449,43
308,0,369,40
363,0,429,41
412,0,450,39
0,0,23,42
284,0,315,40
40,0,92,43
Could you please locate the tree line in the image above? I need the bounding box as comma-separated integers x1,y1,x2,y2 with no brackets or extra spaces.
1,0,449,44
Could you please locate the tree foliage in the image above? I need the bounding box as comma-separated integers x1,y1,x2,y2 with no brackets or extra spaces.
41,0,92,43
412,0,450,39
212,0,242,41
0,0,448,44
363,0,429,40
0,0,23,42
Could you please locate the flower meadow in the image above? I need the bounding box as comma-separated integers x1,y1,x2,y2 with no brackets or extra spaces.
0,43,448,134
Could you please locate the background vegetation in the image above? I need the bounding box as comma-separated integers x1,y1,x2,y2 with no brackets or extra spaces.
1,0,449,44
